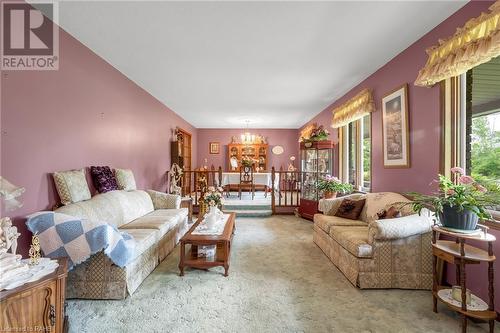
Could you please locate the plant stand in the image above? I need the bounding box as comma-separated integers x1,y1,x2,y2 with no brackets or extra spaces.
432,225,496,333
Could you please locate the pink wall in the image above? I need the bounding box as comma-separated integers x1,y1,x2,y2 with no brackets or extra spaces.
299,1,499,313
1,26,197,255
301,1,493,195
196,128,299,171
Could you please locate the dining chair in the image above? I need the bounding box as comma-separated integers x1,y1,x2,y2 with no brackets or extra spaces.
239,166,255,200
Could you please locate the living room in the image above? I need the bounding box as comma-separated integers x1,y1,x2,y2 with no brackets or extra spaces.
1,1,499,332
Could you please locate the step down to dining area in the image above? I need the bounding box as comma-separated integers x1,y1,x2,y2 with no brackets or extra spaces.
222,192,273,217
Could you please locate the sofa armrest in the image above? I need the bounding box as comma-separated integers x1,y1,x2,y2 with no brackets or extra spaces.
368,210,433,242
146,190,181,209
319,193,365,216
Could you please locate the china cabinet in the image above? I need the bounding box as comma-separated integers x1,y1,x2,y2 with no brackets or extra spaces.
227,143,268,171
298,140,334,220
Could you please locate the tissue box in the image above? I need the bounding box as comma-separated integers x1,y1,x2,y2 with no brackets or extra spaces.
197,245,216,258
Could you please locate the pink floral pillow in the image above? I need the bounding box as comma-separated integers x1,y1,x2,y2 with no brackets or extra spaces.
90,166,118,193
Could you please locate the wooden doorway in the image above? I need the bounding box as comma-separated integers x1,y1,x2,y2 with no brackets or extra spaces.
172,128,192,195
172,127,192,170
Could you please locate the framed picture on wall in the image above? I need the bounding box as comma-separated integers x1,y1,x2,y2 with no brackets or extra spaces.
209,142,220,154
382,84,410,168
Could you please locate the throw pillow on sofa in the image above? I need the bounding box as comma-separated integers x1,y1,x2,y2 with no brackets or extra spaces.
53,168,91,205
90,166,118,193
334,198,366,220
385,202,415,217
114,168,137,191
376,206,401,220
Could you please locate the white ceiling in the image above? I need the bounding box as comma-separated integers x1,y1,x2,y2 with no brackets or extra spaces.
42,1,466,128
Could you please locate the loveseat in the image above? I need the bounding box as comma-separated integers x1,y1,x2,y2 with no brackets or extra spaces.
55,189,188,299
313,192,433,290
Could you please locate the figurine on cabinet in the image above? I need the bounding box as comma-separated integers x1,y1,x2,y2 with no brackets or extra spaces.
169,163,183,195
0,217,20,255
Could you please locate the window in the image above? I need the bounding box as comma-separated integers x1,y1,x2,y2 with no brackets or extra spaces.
466,56,500,217
362,115,371,190
347,121,358,186
469,112,500,183
340,114,371,191
442,55,500,221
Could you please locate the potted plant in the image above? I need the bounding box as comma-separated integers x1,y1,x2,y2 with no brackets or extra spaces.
408,167,500,231
316,175,353,199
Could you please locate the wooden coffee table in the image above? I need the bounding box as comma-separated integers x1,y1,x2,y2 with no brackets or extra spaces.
179,212,236,277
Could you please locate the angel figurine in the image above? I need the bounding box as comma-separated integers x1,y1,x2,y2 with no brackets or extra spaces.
0,217,20,255
169,163,183,195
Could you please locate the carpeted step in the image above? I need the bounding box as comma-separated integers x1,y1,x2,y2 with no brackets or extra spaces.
223,204,272,211
223,209,273,217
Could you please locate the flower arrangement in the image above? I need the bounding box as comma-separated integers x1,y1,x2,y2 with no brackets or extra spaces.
300,124,329,142
316,175,353,198
408,167,500,227
310,125,329,141
241,155,257,167
203,186,224,208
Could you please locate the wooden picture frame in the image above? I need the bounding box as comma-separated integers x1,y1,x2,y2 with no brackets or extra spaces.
382,84,410,168
209,142,220,154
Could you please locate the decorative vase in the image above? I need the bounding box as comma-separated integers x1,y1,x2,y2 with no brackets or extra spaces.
451,285,471,305
439,204,479,231
304,141,313,148
323,191,337,199
205,206,222,230
205,207,217,229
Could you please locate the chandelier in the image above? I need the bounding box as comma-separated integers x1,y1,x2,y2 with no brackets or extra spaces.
240,121,257,144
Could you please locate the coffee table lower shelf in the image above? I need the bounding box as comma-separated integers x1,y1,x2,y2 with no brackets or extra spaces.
180,245,231,276
178,212,236,277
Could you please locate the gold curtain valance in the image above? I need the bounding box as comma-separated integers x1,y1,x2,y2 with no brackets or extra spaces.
415,1,500,87
331,89,375,128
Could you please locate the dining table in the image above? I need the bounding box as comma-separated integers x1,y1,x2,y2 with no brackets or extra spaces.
216,172,280,190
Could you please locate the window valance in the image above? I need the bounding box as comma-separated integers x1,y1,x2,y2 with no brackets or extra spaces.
415,1,500,87
331,89,375,128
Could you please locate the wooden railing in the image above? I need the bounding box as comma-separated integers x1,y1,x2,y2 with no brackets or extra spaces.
166,166,223,207
271,167,302,214
166,166,302,214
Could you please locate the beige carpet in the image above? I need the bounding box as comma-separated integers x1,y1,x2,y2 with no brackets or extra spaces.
67,215,498,333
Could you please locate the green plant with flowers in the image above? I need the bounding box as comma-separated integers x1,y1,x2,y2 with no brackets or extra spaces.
316,175,353,194
408,167,500,220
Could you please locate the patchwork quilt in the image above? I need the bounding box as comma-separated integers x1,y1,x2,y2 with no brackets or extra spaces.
26,211,135,269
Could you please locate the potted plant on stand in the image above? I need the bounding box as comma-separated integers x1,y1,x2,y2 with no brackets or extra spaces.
409,167,499,231
316,175,353,199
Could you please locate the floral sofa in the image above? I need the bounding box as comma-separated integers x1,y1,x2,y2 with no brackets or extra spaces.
56,189,188,299
314,192,433,290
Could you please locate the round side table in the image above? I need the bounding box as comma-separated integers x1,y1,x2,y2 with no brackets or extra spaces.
431,224,496,333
